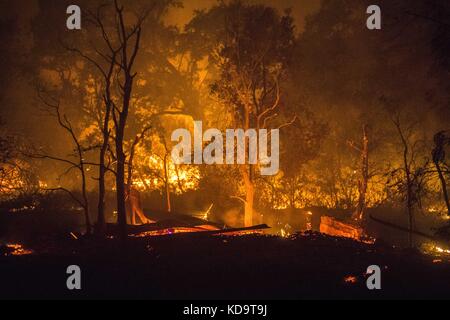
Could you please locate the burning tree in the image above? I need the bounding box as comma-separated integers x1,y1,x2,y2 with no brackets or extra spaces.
348,125,370,221
130,117,201,212
47,0,184,237
187,1,297,226
84,0,195,236
104,0,147,239
0,122,16,197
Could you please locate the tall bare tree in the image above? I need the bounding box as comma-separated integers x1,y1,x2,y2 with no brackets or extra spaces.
349,125,370,221
66,0,151,238
110,0,145,238
71,15,120,236
35,93,92,235
390,114,426,247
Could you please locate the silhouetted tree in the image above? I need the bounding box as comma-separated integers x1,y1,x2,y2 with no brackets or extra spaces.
432,131,450,216
34,92,92,235
348,125,370,221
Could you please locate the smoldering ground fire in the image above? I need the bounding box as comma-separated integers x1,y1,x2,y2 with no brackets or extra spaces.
0,0,450,301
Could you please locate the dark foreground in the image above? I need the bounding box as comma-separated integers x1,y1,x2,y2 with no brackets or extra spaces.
0,232,449,300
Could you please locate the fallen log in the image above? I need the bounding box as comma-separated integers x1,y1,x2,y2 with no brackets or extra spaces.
208,224,270,235
105,210,225,236
320,216,363,240
131,224,271,238
144,209,223,229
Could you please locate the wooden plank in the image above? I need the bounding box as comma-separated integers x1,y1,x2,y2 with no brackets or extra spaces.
320,216,363,240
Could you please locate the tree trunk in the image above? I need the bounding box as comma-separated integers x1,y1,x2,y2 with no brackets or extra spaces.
81,167,92,235
403,143,414,248
435,161,450,217
96,138,108,236
116,155,127,239
97,160,106,235
83,205,91,235
115,75,132,240
242,166,255,227
432,132,450,217
289,180,296,210
95,52,114,237
116,132,127,240
394,117,415,248
164,153,171,213
406,174,414,248
353,125,369,221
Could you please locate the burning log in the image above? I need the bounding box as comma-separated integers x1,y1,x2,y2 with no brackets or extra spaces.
103,207,270,238
320,216,364,240
131,224,270,238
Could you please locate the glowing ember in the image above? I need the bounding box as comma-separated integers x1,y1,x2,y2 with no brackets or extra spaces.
10,205,37,213
280,229,289,238
220,230,265,237
344,275,358,284
132,226,220,238
361,237,376,245
2,243,34,256
131,224,268,238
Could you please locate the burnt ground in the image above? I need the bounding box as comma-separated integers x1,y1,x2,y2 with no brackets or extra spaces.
0,232,449,300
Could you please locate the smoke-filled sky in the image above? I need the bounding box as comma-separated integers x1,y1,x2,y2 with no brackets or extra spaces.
0,0,321,133
166,0,321,31
0,0,322,183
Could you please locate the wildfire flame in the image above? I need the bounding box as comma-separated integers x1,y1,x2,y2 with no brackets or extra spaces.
435,247,450,254
422,242,450,262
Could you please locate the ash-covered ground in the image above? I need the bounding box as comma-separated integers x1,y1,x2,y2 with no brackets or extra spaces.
1,232,449,300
